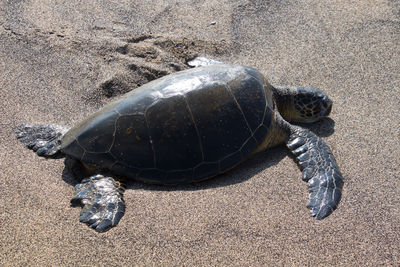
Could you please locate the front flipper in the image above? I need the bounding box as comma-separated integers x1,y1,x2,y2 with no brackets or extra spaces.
70,174,125,232
287,126,343,219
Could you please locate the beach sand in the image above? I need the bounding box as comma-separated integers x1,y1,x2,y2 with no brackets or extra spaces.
1,0,399,265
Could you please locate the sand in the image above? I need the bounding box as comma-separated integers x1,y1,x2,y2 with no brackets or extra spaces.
1,0,399,266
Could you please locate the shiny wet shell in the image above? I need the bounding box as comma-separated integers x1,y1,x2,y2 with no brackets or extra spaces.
61,64,274,184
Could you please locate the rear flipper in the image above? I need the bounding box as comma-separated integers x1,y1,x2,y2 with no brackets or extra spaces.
70,174,125,232
15,124,69,156
287,126,343,219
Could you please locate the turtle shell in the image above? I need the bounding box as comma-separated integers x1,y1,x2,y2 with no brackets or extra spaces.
61,64,274,184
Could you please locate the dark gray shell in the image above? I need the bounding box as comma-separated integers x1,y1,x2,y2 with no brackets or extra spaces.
61,64,274,184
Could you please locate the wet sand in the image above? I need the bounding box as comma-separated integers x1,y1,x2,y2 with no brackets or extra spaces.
1,0,399,265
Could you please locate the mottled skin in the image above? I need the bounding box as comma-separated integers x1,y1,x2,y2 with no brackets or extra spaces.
272,86,333,123
15,61,343,232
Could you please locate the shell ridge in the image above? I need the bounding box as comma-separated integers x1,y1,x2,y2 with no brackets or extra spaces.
182,94,205,162
224,83,254,135
106,110,120,153
74,138,87,159
143,108,157,169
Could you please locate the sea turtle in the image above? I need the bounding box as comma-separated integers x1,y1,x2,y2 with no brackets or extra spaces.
15,58,343,232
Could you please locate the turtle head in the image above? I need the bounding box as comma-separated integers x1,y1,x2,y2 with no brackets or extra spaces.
273,86,333,123
291,87,333,123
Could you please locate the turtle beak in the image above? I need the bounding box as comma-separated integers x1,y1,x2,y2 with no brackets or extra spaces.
321,96,332,117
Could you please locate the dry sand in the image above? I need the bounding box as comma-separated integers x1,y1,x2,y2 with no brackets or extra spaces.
1,0,399,266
